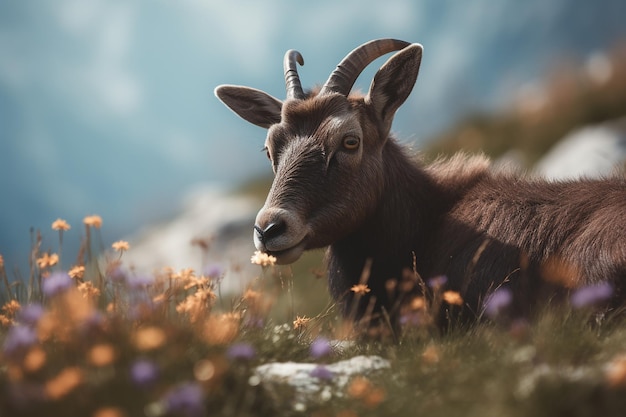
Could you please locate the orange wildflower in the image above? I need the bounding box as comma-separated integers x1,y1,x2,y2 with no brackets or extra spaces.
178,268,196,281
152,293,167,304
23,347,47,373
350,284,371,296
36,253,59,269
347,376,372,398
606,354,626,387
133,326,166,351
196,287,217,301
111,240,130,252
93,407,127,417
77,282,100,301
203,313,240,345
45,367,83,399
347,376,386,407
242,289,262,302
88,344,116,367
250,251,276,266
68,265,85,279
293,315,311,330
364,387,386,408
183,274,209,290
176,287,216,322
443,290,464,306
242,288,268,314
51,218,71,231
0,300,20,327
410,296,426,310
0,315,12,327
2,299,21,315
83,215,103,229
422,344,440,364
193,359,216,382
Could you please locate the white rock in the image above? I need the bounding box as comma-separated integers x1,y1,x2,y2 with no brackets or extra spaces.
254,355,391,406
534,118,626,180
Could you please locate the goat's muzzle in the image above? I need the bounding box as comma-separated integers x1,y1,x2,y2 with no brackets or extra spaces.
253,207,309,265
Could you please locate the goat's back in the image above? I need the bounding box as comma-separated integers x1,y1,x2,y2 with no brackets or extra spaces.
424,168,626,315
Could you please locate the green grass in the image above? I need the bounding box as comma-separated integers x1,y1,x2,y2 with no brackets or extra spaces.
1,218,626,417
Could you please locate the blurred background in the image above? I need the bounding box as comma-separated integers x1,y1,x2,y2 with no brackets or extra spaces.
1,0,626,294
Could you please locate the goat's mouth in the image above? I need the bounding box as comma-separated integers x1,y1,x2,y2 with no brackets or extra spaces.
256,238,308,265
253,207,310,264
266,243,306,265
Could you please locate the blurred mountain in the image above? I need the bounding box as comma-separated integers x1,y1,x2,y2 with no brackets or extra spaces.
123,185,259,294
534,118,626,180
426,41,626,165
2,0,626,272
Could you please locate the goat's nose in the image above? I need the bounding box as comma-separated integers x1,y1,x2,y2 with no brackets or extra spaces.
254,220,286,245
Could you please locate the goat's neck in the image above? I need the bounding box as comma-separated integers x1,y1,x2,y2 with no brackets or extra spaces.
327,139,439,299
369,140,437,257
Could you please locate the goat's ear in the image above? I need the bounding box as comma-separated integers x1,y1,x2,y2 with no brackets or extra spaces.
365,44,422,136
214,85,283,129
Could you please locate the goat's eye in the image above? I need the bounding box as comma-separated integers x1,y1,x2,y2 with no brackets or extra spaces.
342,135,360,151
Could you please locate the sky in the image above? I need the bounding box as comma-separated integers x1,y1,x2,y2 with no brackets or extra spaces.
1,0,625,272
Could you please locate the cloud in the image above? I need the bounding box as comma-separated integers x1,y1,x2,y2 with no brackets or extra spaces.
177,1,280,75
56,0,104,35
55,0,143,116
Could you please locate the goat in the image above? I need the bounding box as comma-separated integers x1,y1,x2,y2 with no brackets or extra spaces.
215,39,626,327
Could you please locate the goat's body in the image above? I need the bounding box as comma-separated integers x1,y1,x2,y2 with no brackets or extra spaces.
328,137,626,321
215,39,626,328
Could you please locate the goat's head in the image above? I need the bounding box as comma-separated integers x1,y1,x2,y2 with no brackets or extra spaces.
215,39,423,264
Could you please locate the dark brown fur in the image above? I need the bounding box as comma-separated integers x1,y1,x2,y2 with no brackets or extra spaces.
327,137,626,324
215,41,626,328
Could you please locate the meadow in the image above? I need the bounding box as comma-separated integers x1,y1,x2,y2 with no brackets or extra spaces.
3,43,626,416
1,215,626,417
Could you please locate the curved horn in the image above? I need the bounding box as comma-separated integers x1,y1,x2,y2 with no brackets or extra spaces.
319,39,411,97
284,50,306,100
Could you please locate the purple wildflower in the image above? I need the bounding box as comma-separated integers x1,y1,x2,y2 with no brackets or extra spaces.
164,382,205,417
16,304,44,327
3,325,38,356
427,275,448,289
310,365,334,381
130,359,159,387
203,264,224,282
483,287,513,318
310,337,332,359
42,271,72,297
242,316,265,329
108,266,127,284
77,311,107,336
226,343,256,360
400,311,422,327
570,282,613,309
84,311,105,328
126,274,153,289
